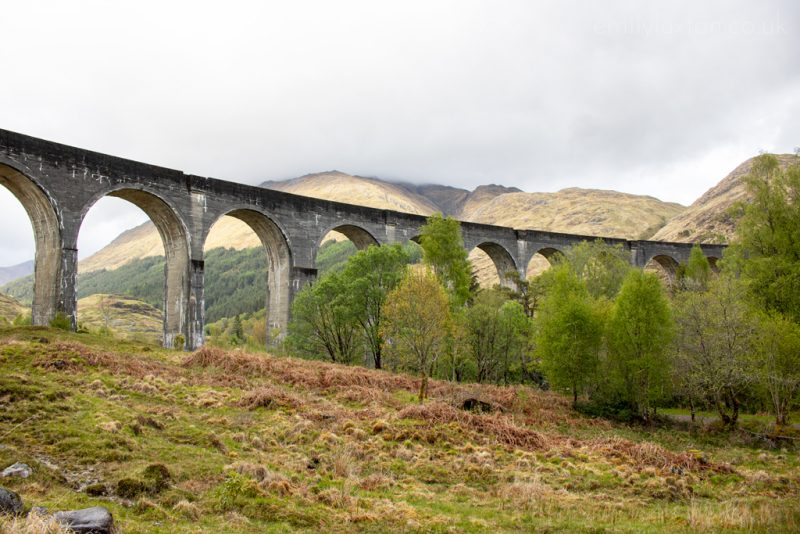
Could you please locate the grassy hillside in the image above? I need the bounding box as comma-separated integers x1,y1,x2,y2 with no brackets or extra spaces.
1,326,798,532
77,294,163,344
0,292,27,323
653,154,799,243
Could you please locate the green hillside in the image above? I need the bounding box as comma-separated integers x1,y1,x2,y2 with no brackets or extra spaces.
1,241,417,325
1,326,798,533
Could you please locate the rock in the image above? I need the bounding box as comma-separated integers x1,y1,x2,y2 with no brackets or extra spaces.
30,506,48,516
1,462,32,478
53,506,114,534
0,487,23,514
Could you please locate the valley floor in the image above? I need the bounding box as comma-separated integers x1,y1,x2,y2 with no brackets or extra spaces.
0,326,798,533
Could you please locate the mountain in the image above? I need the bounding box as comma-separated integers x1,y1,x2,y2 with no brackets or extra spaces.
652,154,799,243
0,260,34,285
468,188,684,239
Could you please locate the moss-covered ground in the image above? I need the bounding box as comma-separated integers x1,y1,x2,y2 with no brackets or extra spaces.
0,326,798,533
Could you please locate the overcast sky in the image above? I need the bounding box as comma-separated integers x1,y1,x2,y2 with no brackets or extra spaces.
1,0,798,266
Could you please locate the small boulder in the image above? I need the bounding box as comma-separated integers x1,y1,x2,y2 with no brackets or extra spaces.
1,462,32,478
53,506,114,534
0,487,23,515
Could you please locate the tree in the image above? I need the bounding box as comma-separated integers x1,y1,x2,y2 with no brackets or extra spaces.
465,290,507,383
231,314,244,345
672,274,757,428
381,269,451,401
496,300,535,385
418,214,473,308
681,244,711,292
607,270,673,421
753,312,800,426
731,153,800,323
340,244,409,369
562,239,632,300
536,265,605,407
287,271,358,364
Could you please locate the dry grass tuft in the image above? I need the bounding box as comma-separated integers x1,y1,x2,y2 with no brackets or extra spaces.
398,402,547,450
172,499,201,520
0,514,71,534
237,384,299,410
588,437,728,472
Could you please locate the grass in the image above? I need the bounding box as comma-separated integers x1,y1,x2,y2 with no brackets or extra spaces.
0,326,798,533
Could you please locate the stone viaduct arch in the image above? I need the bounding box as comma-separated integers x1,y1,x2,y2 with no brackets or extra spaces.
79,186,191,348
0,129,727,349
199,207,293,346
0,162,62,326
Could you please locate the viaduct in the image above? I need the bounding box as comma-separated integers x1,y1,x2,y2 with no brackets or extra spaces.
0,129,726,350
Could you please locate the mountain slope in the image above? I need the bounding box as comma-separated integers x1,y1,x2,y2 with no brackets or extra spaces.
652,154,799,243
2,329,797,532
0,260,34,285
0,292,27,322
262,171,442,215
77,293,163,343
469,188,685,239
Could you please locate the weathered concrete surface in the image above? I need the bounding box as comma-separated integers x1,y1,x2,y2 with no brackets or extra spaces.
0,129,726,349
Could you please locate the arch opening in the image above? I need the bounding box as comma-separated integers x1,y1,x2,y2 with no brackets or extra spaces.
314,224,380,274
644,254,680,288
78,188,189,348
707,256,721,273
201,214,265,347
468,242,517,289
526,247,563,278
204,209,292,346
0,164,60,326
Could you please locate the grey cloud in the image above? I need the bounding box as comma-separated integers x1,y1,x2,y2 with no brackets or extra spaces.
0,0,798,264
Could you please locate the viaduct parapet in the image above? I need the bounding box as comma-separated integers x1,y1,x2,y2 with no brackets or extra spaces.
0,129,726,349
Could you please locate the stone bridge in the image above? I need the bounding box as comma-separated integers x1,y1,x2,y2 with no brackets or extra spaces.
0,129,726,349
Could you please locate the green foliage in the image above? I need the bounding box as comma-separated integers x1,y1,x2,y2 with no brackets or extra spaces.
606,270,673,420
560,239,632,299
2,248,274,324
753,312,800,426
418,214,473,308
672,274,757,428
681,244,711,291
287,270,359,364
205,308,268,350
49,312,72,331
339,244,410,369
315,239,357,274
381,269,451,401
12,313,31,326
536,265,605,406
730,153,800,323
465,290,507,382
